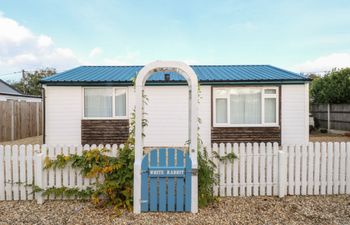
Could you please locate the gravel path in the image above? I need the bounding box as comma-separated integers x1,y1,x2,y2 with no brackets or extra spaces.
0,196,349,225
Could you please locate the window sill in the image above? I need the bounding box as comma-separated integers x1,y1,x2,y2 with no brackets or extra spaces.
213,124,280,128
82,117,129,120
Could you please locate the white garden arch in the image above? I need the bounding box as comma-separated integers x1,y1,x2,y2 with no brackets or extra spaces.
133,60,198,213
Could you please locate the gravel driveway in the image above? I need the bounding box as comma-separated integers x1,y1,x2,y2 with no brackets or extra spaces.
0,195,349,225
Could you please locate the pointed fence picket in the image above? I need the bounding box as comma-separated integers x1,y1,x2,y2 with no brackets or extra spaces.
1,142,350,202
0,144,121,202
212,142,350,197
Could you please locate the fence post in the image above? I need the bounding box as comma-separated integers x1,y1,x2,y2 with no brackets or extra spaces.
278,147,287,197
35,152,45,204
36,102,40,136
11,100,15,141
327,103,331,131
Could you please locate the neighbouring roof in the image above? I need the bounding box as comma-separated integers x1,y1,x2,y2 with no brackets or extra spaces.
41,65,309,85
0,79,41,98
0,79,23,95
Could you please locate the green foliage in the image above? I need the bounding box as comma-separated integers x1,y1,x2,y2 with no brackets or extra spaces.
11,68,56,95
42,187,94,199
197,145,237,207
196,84,238,208
310,68,350,104
43,145,134,211
39,97,145,213
198,147,218,207
212,151,238,162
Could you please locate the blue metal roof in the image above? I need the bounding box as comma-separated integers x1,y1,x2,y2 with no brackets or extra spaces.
41,65,308,85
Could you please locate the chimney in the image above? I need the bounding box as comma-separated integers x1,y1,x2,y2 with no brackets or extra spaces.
164,73,170,81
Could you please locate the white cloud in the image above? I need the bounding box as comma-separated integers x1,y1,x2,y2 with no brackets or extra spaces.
37,35,54,48
294,53,350,73
0,14,81,74
103,51,142,65
89,47,102,58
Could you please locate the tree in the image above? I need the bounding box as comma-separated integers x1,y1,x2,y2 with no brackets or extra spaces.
310,68,350,104
12,68,56,96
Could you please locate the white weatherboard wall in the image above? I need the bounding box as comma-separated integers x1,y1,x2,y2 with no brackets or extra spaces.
130,86,211,148
44,86,82,145
281,84,309,145
45,85,211,147
45,84,309,146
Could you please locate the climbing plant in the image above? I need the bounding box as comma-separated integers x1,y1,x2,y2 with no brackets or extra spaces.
37,92,149,213
195,85,237,207
41,112,138,213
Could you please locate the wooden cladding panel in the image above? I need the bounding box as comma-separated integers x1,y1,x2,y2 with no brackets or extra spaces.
81,120,129,145
211,126,281,144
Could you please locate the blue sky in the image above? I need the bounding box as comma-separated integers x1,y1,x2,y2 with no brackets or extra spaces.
1,0,350,80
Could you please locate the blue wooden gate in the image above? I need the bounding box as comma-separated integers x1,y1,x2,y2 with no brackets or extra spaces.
141,148,192,212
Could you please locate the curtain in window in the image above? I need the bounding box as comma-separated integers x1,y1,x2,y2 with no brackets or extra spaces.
84,88,112,117
115,90,126,116
230,89,261,124
216,98,227,123
264,98,276,123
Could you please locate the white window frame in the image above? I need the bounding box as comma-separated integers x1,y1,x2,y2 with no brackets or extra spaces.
213,86,279,127
82,87,129,120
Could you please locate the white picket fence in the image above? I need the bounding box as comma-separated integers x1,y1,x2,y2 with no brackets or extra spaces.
211,142,350,197
0,142,350,203
0,144,121,202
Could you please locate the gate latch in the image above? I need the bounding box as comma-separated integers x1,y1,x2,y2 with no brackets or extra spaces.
191,168,198,176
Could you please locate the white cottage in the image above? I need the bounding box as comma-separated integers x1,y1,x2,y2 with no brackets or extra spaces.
41,62,310,148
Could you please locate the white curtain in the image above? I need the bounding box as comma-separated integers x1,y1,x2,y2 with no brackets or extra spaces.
115,89,126,117
84,88,112,117
216,98,227,123
230,89,261,124
264,98,276,123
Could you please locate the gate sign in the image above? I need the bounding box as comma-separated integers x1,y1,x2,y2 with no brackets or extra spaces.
141,148,192,212
148,167,185,177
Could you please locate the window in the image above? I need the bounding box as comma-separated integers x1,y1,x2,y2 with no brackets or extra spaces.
214,87,278,127
115,89,127,117
84,88,128,119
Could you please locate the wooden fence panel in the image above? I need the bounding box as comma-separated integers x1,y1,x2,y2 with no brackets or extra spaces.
311,104,350,131
0,100,42,142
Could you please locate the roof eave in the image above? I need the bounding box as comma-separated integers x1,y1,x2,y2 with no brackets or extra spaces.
42,79,309,86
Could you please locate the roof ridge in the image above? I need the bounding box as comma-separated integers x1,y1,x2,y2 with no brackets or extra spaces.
79,64,272,67
81,65,143,67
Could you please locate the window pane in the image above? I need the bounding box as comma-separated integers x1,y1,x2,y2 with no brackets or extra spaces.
264,98,276,123
264,89,276,94
216,98,227,123
230,88,261,124
84,88,112,117
115,89,126,117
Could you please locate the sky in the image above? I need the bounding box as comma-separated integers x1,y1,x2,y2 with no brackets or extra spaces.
1,0,350,81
